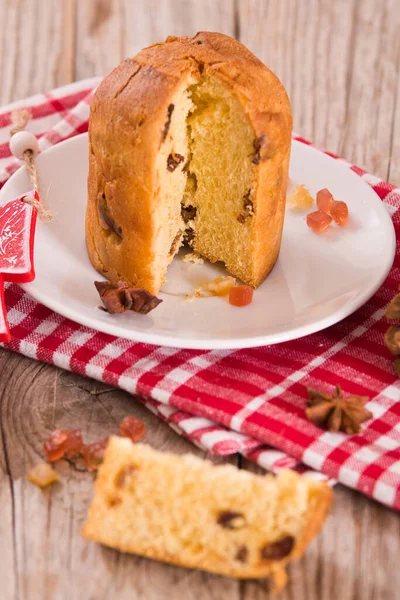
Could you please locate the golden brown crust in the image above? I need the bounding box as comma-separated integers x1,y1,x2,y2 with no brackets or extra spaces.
86,32,292,292
82,439,331,582
87,59,177,292
291,481,333,561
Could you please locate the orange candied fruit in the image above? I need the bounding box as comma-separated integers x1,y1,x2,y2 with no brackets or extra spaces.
287,184,314,210
63,429,84,458
120,415,145,442
44,428,83,462
306,210,333,233
82,438,109,471
331,200,349,226
229,285,254,307
27,463,58,488
316,188,333,214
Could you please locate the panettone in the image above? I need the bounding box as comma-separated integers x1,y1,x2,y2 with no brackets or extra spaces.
86,32,292,294
83,438,332,586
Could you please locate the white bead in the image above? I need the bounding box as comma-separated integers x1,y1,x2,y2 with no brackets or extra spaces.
9,130,39,159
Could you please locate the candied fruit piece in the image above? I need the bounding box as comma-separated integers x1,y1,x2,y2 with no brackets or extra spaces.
306,210,333,233
82,438,109,471
331,200,349,226
187,276,237,301
63,429,83,458
44,428,83,462
229,285,254,307
207,276,236,296
197,276,236,297
120,416,145,442
316,188,333,213
287,185,314,210
27,463,58,488
44,429,68,462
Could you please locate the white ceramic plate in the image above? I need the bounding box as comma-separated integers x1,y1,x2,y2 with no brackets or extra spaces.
0,134,395,349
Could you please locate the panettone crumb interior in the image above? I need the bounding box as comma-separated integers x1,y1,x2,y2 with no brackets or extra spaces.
83,439,327,575
154,74,257,291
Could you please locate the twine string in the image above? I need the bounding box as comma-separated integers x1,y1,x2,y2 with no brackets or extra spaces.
10,110,53,223
10,108,31,136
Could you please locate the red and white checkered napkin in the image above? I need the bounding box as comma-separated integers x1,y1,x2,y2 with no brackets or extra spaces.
1,79,400,509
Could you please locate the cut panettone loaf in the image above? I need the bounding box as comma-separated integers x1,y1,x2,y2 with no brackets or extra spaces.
83,438,332,585
86,32,292,294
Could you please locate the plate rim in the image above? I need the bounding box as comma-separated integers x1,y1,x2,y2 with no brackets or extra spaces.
0,133,396,350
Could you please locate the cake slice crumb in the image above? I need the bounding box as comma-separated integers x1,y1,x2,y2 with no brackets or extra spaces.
182,252,204,264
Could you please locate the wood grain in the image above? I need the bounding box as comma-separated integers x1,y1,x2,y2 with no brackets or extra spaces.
0,0,399,598
75,0,235,79
0,0,75,105
239,0,400,183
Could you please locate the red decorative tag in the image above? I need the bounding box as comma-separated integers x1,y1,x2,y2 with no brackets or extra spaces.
0,191,38,342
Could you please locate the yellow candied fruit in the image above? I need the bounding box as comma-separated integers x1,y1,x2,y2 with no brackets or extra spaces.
27,463,58,488
287,185,314,210
203,276,236,297
186,276,237,302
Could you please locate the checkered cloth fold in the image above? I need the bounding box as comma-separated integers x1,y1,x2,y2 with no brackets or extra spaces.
1,79,399,508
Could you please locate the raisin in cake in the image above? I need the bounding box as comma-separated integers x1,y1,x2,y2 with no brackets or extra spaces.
83,438,332,585
86,32,292,294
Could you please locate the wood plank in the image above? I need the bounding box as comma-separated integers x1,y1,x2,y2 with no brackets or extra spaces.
385,10,400,185
74,0,125,80
0,351,18,600
239,0,356,156
121,0,235,57
238,0,400,184
75,0,235,79
338,0,400,183
0,0,75,105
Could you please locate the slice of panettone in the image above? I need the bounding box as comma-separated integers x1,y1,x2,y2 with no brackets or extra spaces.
83,438,332,587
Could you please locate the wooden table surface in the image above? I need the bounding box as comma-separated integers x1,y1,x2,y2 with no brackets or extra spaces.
1,1,400,599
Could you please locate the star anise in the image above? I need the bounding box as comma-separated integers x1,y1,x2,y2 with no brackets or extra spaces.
305,385,372,434
95,281,162,315
385,326,400,355
385,292,400,320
